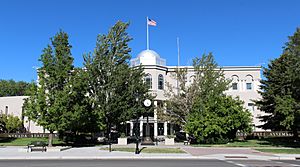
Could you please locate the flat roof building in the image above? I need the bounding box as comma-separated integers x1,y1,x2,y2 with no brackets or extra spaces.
0,49,265,137
129,49,264,138
0,96,44,133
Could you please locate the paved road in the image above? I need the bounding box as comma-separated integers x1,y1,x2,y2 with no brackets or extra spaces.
0,159,300,167
228,160,300,167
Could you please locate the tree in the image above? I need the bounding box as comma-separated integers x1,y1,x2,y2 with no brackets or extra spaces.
186,95,252,143
0,79,31,97
176,53,252,143
84,21,149,147
24,30,74,146
61,68,99,135
157,68,194,128
256,28,300,139
0,115,5,133
0,114,23,133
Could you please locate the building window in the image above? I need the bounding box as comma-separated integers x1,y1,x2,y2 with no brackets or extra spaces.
158,74,164,90
232,83,238,90
248,103,254,112
5,106,8,115
246,83,252,90
144,74,152,89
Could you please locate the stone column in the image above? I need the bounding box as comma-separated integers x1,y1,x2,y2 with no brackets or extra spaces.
164,122,168,136
139,116,143,137
163,102,168,136
130,121,133,136
154,101,158,138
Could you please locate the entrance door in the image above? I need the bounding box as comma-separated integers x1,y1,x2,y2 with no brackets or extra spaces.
143,123,154,140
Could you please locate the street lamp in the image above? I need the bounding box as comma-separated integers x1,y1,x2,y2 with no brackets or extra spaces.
141,99,154,145
134,93,140,154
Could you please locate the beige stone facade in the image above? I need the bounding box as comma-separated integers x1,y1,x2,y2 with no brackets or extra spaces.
0,49,265,135
130,49,265,138
0,96,44,133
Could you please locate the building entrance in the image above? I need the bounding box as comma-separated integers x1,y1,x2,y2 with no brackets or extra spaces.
143,123,154,140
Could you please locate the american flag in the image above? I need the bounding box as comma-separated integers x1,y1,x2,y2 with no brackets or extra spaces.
148,18,157,26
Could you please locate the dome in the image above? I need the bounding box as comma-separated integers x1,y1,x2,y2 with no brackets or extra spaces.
131,49,166,66
137,49,161,59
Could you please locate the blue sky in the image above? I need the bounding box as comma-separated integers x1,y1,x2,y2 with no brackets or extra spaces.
0,0,299,82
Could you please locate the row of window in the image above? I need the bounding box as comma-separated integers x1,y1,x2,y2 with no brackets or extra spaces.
232,82,252,90
145,74,253,91
145,74,164,90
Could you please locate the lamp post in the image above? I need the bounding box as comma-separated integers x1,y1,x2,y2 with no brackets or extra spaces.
141,99,154,145
134,94,140,154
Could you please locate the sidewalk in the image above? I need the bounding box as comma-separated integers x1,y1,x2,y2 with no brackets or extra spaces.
0,144,299,160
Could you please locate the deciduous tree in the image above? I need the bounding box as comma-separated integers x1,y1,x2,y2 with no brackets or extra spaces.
84,21,149,145
24,30,74,146
187,53,252,143
0,79,31,97
158,68,194,128
0,114,23,133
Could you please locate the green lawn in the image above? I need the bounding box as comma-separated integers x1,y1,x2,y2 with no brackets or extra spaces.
192,140,269,147
192,138,300,148
0,137,64,146
99,147,186,153
223,140,271,147
256,148,300,154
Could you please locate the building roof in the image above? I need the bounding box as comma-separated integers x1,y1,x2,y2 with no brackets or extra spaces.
131,49,166,66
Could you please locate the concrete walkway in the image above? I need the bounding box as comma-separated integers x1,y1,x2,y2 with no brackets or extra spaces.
0,143,299,160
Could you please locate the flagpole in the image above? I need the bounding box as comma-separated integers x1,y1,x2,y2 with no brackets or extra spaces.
176,37,180,94
177,37,180,67
146,16,149,50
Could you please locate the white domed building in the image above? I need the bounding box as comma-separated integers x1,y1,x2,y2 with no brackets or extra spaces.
127,49,264,139
0,49,265,138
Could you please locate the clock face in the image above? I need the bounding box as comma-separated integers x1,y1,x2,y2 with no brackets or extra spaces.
144,99,151,107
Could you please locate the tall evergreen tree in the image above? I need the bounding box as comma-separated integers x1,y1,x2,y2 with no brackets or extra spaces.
256,28,300,138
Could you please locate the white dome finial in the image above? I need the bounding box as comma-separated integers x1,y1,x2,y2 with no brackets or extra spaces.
130,49,166,66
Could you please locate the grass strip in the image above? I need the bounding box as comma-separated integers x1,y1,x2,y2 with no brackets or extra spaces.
192,139,300,148
255,148,300,154
0,137,63,146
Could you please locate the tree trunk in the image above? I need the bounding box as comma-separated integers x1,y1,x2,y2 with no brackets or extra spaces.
106,119,111,152
48,131,53,147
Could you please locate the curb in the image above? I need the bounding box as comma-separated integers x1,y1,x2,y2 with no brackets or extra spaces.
0,156,215,160
1,156,298,161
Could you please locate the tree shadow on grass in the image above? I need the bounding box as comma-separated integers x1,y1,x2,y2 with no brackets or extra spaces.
0,137,16,144
259,137,300,148
138,147,147,153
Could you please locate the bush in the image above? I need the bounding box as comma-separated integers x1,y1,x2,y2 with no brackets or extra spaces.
185,96,252,144
0,114,23,133
166,135,175,139
119,133,126,138
200,137,229,144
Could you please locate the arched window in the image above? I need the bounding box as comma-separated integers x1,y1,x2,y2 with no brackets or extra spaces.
145,74,152,89
232,83,238,90
158,74,164,90
245,75,254,90
231,75,239,90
